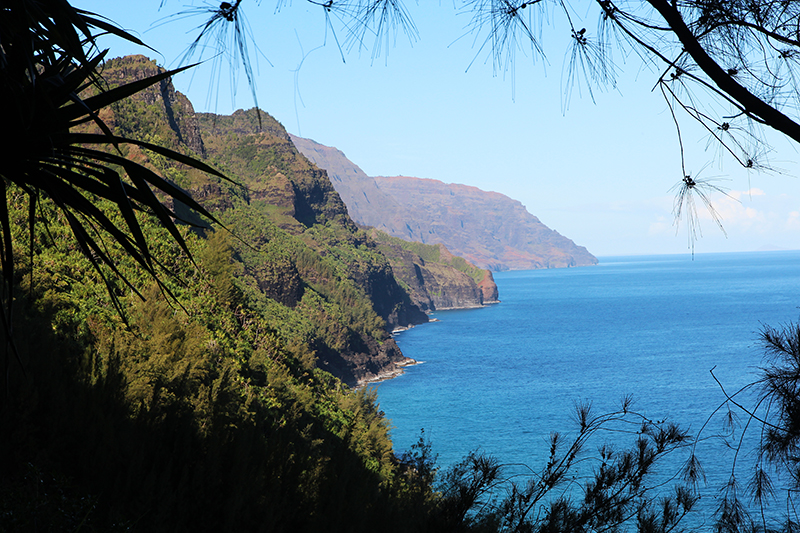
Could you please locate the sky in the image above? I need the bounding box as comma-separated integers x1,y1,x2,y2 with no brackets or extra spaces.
74,0,800,257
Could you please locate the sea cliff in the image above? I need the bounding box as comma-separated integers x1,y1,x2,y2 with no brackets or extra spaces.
92,55,499,385
369,230,499,312
290,135,598,271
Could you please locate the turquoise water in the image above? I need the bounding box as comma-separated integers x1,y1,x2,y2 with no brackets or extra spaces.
375,250,800,524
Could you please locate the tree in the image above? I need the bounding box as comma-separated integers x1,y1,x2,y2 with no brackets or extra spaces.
693,322,800,533
429,400,698,533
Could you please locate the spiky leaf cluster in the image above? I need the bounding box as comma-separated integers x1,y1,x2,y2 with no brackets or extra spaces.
0,0,232,391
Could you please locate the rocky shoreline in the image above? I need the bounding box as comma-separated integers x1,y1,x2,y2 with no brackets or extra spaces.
434,299,501,311
356,357,421,386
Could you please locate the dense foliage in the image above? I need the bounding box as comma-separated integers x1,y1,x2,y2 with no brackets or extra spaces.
0,45,427,530
0,189,425,531
10,2,800,531
0,2,232,376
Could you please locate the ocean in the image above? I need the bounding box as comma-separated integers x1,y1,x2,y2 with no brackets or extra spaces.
374,250,800,526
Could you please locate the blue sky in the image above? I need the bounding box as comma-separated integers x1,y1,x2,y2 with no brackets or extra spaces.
75,1,800,257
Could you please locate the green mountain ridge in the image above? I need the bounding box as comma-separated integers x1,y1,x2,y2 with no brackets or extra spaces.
0,54,494,531
98,55,424,386
290,135,598,271
98,54,500,379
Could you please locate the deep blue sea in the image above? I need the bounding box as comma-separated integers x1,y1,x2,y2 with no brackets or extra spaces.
375,250,800,525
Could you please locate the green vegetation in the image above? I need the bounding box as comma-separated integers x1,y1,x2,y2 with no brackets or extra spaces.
373,231,488,286
366,229,494,312
0,48,429,530
0,43,699,531
0,209,423,531
0,130,425,531
10,3,800,529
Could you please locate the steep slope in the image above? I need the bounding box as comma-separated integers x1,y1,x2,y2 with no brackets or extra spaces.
3,55,444,533
288,134,399,220
97,55,430,385
368,229,500,312
372,176,598,270
291,135,598,271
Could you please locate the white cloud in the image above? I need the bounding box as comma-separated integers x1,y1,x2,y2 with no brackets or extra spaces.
786,211,800,231
726,188,766,201
677,186,800,247
648,219,671,236
690,190,763,229
586,180,800,254
745,188,766,197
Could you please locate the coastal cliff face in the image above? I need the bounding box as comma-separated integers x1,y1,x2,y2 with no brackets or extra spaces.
290,135,598,271
382,244,484,312
369,230,499,312
479,270,500,303
283,135,504,308
373,176,598,270
97,56,432,385
195,109,430,336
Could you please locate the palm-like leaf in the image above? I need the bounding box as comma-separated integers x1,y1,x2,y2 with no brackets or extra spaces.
1,0,232,393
